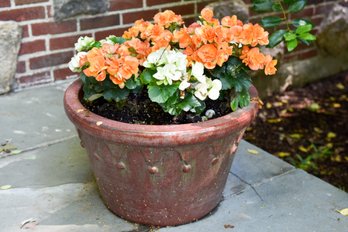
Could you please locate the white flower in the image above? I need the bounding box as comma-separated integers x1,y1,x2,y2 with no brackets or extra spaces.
191,62,206,83
68,52,87,72
74,36,95,52
194,82,208,100
154,63,182,85
208,79,222,100
143,48,166,68
194,77,222,101
146,49,188,85
179,79,190,90
165,50,187,72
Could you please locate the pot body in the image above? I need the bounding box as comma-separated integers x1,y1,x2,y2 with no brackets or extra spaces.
64,80,258,226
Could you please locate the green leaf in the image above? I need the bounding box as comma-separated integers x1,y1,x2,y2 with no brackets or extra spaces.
87,93,103,101
286,39,298,52
252,0,273,12
107,36,126,44
268,29,287,47
288,0,307,13
272,3,283,11
284,31,297,41
103,88,129,102
177,94,204,113
296,24,313,34
284,0,297,4
230,98,239,111
148,84,178,104
261,16,283,28
298,32,316,41
292,19,312,27
125,76,141,90
140,69,155,84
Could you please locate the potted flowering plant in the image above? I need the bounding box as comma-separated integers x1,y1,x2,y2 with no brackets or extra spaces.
64,8,278,226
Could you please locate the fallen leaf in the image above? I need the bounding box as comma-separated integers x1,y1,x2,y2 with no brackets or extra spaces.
10,150,22,155
0,185,12,190
224,224,235,229
332,103,341,108
267,118,282,123
266,103,272,109
314,127,323,134
277,152,290,157
336,83,345,90
332,155,342,162
289,133,302,139
299,146,310,153
308,103,320,112
247,149,259,155
327,132,336,140
273,101,283,107
0,143,17,153
337,208,348,216
96,121,103,126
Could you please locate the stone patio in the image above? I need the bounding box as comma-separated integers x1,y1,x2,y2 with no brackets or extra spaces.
0,81,347,232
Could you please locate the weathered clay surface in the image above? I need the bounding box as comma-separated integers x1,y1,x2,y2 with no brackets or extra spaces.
208,0,249,22
317,4,348,57
53,0,109,21
0,21,21,94
64,80,258,226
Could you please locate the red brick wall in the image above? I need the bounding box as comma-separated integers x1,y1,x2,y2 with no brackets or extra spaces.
0,0,344,89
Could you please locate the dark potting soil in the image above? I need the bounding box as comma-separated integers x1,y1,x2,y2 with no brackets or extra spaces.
244,72,348,191
81,89,232,125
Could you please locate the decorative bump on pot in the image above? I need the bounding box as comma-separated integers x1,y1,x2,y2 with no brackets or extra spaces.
116,161,126,170
148,166,159,174
182,164,192,173
211,157,219,165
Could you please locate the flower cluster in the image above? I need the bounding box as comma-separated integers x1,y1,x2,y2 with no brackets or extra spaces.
69,8,277,116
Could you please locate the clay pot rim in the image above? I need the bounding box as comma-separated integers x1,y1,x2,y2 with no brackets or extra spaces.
64,79,258,145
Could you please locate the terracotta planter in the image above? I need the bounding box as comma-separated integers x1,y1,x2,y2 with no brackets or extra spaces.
64,80,258,226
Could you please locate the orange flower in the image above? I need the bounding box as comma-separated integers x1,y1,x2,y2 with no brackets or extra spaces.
239,23,269,47
240,46,266,71
106,56,119,77
110,56,139,88
200,8,219,26
83,48,107,81
101,43,119,55
123,19,152,39
173,28,192,48
221,15,243,27
154,10,183,28
216,42,233,66
151,29,173,51
196,44,218,69
125,38,151,64
196,25,216,44
264,55,277,75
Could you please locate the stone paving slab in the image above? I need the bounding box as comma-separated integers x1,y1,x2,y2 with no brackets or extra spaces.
0,136,347,232
0,82,75,152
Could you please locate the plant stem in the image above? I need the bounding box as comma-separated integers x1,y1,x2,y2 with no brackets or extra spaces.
277,0,291,31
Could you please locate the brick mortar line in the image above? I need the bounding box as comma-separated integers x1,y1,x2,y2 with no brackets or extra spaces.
0,2,51,11
17,47,74,61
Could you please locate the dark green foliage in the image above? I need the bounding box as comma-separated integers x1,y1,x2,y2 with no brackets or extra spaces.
211,56,252,111
252,0,316,51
